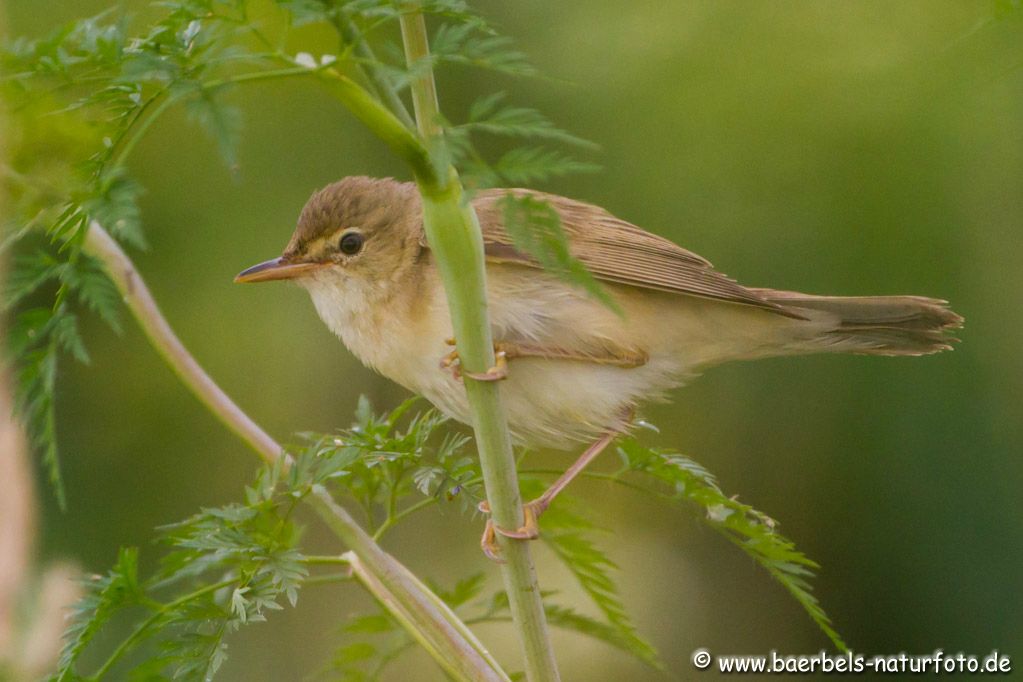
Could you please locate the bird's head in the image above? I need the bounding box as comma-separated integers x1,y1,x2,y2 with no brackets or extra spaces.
234,176,422,292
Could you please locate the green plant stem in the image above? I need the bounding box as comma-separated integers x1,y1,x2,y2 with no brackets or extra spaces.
397,5,561,681
83,225,279,459
316,494,509,682
303,572,354,586
331,12,417,130
398,9,441,138
302,554,353,565
77,16,551,678
373,496,436,540
81,223,508,682
313,66,436,184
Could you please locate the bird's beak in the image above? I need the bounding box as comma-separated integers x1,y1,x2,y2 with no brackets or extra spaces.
234,258,324,283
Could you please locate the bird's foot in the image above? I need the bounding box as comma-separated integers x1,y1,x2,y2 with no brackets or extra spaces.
477,498,549,562
476,424,625,561
440,338,509,382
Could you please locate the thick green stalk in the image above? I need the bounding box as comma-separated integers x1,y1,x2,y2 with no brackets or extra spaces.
313,67,436,185
312,491,509,682
397,6,561,681
82,223,508,682
398,10,441,137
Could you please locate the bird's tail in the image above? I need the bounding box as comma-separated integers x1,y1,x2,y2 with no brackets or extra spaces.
752,289,964,357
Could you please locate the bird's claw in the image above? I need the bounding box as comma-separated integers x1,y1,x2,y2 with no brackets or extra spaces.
477,499,548,561
439,347,463,380
480,519,505,563
464,351,508,381
440,339,509,382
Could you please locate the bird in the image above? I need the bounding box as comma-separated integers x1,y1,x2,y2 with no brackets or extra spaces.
236,175,963,557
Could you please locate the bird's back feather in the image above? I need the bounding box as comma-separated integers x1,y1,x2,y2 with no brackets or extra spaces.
466,189,801,317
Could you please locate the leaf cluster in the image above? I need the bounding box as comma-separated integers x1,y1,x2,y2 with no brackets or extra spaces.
52,398,474,679
292,400,665,677
53,400,684,679
2,0,270,505
54,473,308,680
286,396,481,534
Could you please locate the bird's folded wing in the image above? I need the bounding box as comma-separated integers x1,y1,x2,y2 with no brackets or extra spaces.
457,188,794,317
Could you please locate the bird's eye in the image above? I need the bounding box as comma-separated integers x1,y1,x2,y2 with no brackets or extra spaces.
339,231,364,256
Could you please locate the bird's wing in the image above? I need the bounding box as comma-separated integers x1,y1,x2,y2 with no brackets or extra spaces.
460,188,794,317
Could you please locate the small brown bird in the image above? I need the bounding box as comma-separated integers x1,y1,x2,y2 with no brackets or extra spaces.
236,176,962,554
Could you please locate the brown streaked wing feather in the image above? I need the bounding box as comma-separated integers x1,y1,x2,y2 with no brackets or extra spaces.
460,188,797,317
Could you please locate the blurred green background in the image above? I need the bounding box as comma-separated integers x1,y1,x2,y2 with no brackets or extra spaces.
4,0,1022,679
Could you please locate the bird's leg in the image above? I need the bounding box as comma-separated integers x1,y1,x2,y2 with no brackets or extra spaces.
440,338,509,382
440,337,648,383
498,342,649,369
478,424,623,561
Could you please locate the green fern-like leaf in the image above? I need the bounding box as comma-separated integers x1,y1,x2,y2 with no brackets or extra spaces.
10,313,65,508
459,92,596,148
287,397,478,528
184,85,243,168
491,147,599,185
81,169,146,249
58,470,311,679
540,501,661,668
56,547,144,680
500,193,619,314
616,437,848,651
429,21,534,77
2,251,60,313
68,255,123,334
50,312,90,364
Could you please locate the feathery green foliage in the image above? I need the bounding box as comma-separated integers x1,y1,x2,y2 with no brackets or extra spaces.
539,501,660,667
52,401,462,679
2,0,262,505
1,0,607,505
286,396,481,534
614,435,847,651
44,402,844,677
500,193,620,313
54,471,309,680
49,402,663,679
57,547,144,677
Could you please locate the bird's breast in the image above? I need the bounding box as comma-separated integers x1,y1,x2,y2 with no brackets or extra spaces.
301,265,689,450
302,272,434,385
